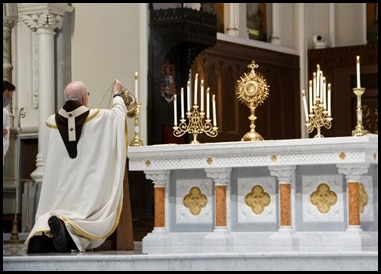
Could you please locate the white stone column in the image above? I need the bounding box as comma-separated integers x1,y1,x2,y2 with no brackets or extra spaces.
270,3,281,45
3,3,18,127
3,17,16,82
206,168,232,232
225,3,239,36
18,4,74,185
337,163,369,232
144,170,170,233
269,165,296,231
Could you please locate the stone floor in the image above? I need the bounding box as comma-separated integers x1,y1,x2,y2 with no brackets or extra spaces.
3,233,378,271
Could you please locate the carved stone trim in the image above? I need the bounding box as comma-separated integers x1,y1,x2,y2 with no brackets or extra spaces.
337,163,369,181
205,167,232,186
144,170,170,187
268,165,296,182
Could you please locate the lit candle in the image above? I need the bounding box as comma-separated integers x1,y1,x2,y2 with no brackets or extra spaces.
187,81,191,111
180,87,184,118
206,87,210,119
302,90,309,121
308,80,313,113
194,73,198,105
173,94,177,126
134,71,138,100
200,80,204,112
212,94,217,127
327,83,331,117
356,56,361,88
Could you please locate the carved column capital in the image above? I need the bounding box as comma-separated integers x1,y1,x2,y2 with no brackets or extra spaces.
18,3,74,32
3,18,15,29
337,163,369,182
205,167,232,186
268,165,296,182
144,170,170,187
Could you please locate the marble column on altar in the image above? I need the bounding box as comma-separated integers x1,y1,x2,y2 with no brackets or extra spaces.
337,163,369,232
145,170,170,232
206,168,232,231
269,166,296,231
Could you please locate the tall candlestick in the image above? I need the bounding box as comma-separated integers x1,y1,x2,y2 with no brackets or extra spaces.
134,71,138,100
180,87,184,118
206,87,210,119
302,90,309,121
356,56,361,88
327,83,331,117
187,81,191,111
200,80,204,112
308,80,313,113
173,94,177,126
212,94,217,126
194,73,198,105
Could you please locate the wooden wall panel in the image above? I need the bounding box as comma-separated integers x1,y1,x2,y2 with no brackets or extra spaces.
308,43,378,137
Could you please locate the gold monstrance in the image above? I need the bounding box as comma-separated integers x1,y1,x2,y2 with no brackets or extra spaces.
236,61,269,141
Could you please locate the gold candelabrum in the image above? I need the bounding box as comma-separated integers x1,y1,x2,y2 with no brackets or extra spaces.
306,97,333,138
352,87,369,136
173,74,218,144
303,64,333,138
236,61,269,141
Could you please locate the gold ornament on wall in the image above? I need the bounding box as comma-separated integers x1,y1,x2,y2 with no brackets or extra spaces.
236,60,269,141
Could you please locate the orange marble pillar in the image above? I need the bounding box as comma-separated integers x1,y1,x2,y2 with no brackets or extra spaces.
347,181,360,226
279,183,291,227
154,187,165,227
215,185,227,227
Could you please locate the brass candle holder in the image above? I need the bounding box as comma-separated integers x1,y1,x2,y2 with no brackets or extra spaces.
173,105,218,144
129,102,144,146
306,97,333,138
236,61,269,141
352,87,369,136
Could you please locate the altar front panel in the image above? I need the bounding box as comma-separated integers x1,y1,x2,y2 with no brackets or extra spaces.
128,135,378,254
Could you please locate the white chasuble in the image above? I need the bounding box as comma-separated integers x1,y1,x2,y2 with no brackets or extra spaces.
25,96,128,251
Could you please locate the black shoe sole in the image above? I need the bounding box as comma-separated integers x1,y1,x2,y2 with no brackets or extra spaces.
48,216,68,252
27,235,53,253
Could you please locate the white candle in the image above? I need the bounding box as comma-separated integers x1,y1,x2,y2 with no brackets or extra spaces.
173,94,177,126
187,81,191,112
308,80,313,113
316,65,320,98
302,90,309,121
200,80,204,112
212,94,217,127
134,71,138,100
180,87,184,118
206,87,210,119
322,77,326,110
356,56,361,88
327,83,331,117
313,72,317,104
194,73,198,105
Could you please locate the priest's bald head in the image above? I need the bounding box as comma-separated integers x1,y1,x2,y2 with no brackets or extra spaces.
64,81,89,107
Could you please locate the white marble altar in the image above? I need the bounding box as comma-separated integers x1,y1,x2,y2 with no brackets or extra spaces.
127,135,378,255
